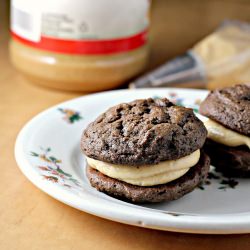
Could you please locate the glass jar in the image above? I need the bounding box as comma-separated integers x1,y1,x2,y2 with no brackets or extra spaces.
10,0,150,91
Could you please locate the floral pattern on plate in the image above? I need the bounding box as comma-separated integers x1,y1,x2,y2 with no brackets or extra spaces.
31,147,82,189
153,92,201,113
15,88,250,234
58,108,82,124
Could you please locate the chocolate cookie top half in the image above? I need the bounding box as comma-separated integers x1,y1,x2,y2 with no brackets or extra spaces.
81,98,207,165
199,84,250,136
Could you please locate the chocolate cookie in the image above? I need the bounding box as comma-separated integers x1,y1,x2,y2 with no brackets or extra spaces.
199,84,250,136
199,84,250,177
82,98,207,165
204,139,250,177
87,151,210,203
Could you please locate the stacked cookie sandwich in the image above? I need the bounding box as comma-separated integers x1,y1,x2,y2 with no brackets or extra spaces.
81,98,210,203
200,84,250,177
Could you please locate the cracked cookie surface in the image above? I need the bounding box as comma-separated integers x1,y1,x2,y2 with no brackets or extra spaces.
81,98,207,165
199,84,250,136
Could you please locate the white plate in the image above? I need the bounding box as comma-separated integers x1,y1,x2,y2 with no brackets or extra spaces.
15,88,250,234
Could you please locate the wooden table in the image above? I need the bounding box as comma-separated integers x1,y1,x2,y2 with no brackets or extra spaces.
1,1,250,249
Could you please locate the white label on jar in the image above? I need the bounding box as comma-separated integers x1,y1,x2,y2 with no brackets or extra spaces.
11,0,150,41
11,0,41,42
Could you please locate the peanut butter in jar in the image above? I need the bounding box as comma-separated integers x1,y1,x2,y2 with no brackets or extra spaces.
10,0,150,92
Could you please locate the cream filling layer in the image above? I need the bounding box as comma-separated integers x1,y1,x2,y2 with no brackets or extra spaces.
204,119,250,149
86,150,200,186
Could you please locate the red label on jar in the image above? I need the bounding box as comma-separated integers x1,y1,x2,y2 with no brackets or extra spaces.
11,30,148,55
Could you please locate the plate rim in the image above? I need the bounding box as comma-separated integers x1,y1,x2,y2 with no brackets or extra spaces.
14,88,250,234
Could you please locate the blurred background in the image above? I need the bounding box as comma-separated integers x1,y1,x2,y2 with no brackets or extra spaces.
2,0,250,92
1,1,250,248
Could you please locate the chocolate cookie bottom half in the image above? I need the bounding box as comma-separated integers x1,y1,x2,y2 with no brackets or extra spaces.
86,152,210,203
204,139,250,177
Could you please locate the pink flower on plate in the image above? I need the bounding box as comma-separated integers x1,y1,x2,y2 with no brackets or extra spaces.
169,92,177,98
42,175,58,183
38,166,50,171
59,174,65,179
50,170,58,175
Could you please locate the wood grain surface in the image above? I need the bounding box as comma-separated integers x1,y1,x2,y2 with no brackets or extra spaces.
1,1,250,249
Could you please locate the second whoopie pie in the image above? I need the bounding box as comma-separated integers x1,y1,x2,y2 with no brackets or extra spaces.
199,84,250,177
81,98,210,203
